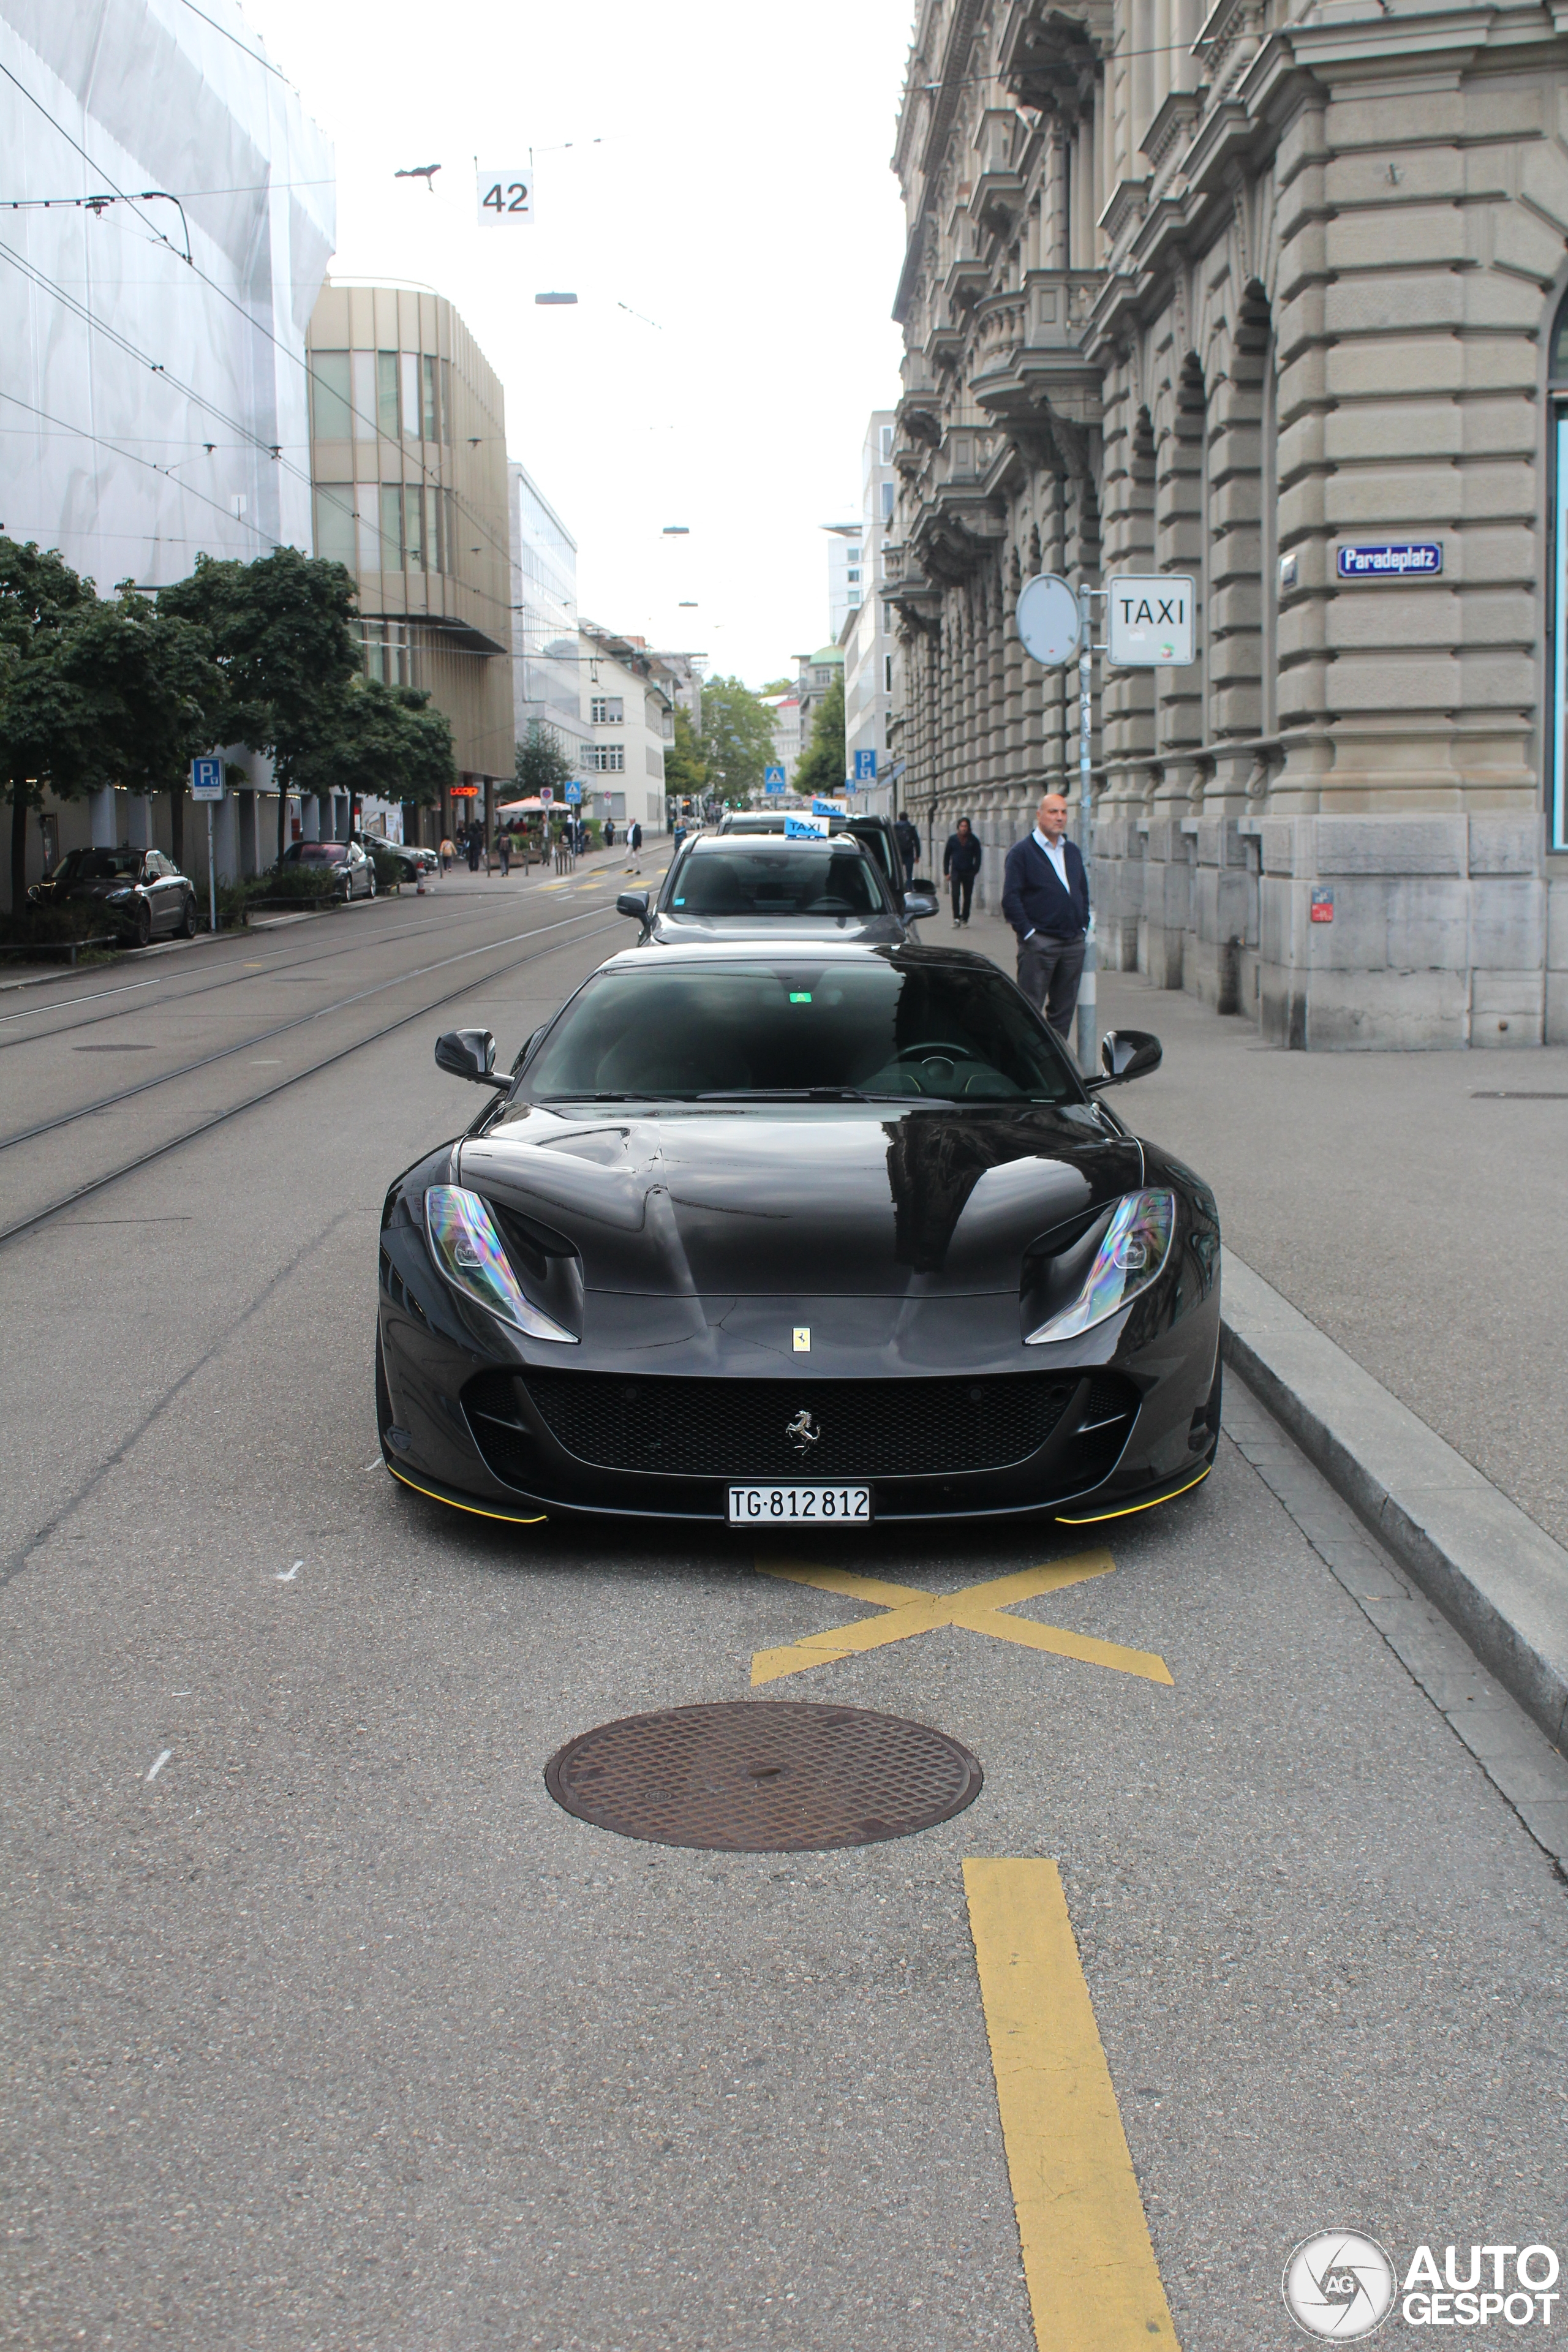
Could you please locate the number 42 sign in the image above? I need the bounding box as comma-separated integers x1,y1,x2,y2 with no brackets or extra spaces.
478,167,532,224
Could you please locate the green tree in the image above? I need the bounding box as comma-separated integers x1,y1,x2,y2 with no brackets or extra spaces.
513,717,576,802
0,538,97,911
792,672,846,801
294,677,456,824
699,674,776,804
159,547,361,865
759,676,793,697
53,595,227,873
663,705,707,802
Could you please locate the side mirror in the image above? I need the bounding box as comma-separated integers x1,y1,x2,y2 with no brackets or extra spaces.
903,891,939,919
910,875,935,893
1091,1028,1163,1087
434,1027,509,1090
616,891,651,924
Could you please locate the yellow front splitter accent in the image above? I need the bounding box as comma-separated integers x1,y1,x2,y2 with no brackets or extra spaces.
1054,1461,1210,1525
385,1459,547,1526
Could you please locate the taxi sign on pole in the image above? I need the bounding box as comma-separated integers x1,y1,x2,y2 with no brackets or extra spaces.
1106,575,1196,667
1016,574,1081,666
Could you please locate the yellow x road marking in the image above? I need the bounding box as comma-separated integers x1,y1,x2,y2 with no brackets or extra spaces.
750,1551,1172,1688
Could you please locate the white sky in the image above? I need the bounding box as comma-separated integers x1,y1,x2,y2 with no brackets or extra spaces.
241,0,914,688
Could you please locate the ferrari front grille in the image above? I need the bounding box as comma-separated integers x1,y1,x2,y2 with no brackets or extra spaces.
494,1368,1093,1480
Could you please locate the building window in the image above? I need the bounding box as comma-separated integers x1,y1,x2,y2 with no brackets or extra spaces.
440,358,453,444
351,350,377,442
884,654,893,693
421,355,439,443
377,352,399,442
813,666,831,685
590,695,624,724
589,745,625,772
401,352,420,444
404,483,424,568
646,744,664,777
880,423,894,462
313,483,355,567
881,480,895,524
311,352,352,440
356,488,382,573
379,484,403,568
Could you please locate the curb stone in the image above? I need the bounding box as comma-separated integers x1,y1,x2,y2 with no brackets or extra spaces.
1220,1245,1568,1759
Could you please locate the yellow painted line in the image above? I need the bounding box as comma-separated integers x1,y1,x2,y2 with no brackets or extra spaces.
965,1858,1180,2352
751,1552,1172,1687
386,1463,546,1525
1056,1465,1210,1525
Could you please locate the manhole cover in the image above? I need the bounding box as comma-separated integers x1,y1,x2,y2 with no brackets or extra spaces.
544,1701,982,1852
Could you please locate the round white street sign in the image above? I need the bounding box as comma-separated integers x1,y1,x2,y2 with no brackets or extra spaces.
1016,573,1081,666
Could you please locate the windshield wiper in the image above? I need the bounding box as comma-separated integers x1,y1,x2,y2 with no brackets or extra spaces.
694,1087,878,1102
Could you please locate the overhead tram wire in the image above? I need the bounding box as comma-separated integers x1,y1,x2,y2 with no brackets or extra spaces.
0,388,280,552
0,62,520,586
0,907,629,1250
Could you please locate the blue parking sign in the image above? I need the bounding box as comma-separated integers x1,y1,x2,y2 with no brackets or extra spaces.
189,756,224,802
854,749,877,782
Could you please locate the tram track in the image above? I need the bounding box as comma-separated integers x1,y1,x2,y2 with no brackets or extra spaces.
0,910,622,1250
0,891,561,1052
0,902,624,1152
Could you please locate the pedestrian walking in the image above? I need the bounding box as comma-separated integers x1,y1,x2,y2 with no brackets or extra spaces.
628,820,643,872
467,830,480,873
1000,790,1090,1041
604,818,615,848
943,816,982,925
439,834,454,875
894,812,919,888
497,830,511,877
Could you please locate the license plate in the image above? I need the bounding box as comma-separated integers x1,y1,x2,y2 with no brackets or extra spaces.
727,1483,872,1526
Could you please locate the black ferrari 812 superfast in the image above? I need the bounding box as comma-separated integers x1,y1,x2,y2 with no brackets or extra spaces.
375,942,1221,1531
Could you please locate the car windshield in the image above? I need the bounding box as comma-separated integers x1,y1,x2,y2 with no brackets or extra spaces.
293,843,348,864
666,846,887,919
527,957,1080,1104
52,849,143,880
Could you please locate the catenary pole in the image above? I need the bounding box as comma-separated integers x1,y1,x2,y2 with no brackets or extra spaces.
206,801,216,935
1076,582,1097,1072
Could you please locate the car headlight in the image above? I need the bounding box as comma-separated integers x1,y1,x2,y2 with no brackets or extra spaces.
424,1186,576,1343
1025,1188,1175,1344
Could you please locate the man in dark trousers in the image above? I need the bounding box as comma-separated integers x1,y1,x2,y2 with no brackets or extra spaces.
1001,790,1090,1039
894,812,919,888
943,816,982,925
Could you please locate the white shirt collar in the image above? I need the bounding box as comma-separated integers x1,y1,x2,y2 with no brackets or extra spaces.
1033,827,1067,865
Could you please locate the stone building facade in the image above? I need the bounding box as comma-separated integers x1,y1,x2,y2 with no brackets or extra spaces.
888,0,1568,1046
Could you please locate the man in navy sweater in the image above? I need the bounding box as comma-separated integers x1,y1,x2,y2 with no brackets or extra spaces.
1000,790,1090,1038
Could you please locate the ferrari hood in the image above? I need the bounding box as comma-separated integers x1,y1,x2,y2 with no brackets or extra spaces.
459,1104,1142,1297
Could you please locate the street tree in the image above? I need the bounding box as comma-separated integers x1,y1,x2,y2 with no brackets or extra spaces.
0,538,96,911
699,674,775,804
159,547,361,867
791,672,846,801
293,677,456,832
55,595,227,872
513,718,576,802
663,706,707,804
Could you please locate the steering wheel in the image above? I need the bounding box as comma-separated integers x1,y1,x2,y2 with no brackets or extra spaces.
894,1041,978,1063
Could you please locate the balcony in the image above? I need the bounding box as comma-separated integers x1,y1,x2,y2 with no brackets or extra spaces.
968,273,1104,432
943,252,992,315
970,165,1027,241
906,429,1010,586
998,0,1112,113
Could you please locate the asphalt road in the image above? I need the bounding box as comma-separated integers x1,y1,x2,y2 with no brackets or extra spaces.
2,875,1564,2352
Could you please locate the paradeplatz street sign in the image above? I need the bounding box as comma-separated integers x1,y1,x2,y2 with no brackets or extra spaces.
1106,575,1196,666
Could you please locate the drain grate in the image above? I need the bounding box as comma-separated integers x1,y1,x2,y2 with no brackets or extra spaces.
544,1701,982,1852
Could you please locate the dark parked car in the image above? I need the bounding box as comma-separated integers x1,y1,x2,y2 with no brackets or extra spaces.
282,839,376,899
616,832,935,948
28,846,198,946
720,808,917,899
375,941,1221,1533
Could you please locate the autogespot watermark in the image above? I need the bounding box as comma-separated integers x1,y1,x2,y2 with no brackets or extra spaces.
1283,2234,1562,2337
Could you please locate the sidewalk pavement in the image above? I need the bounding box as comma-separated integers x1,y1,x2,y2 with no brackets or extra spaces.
958,903,1568,1752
